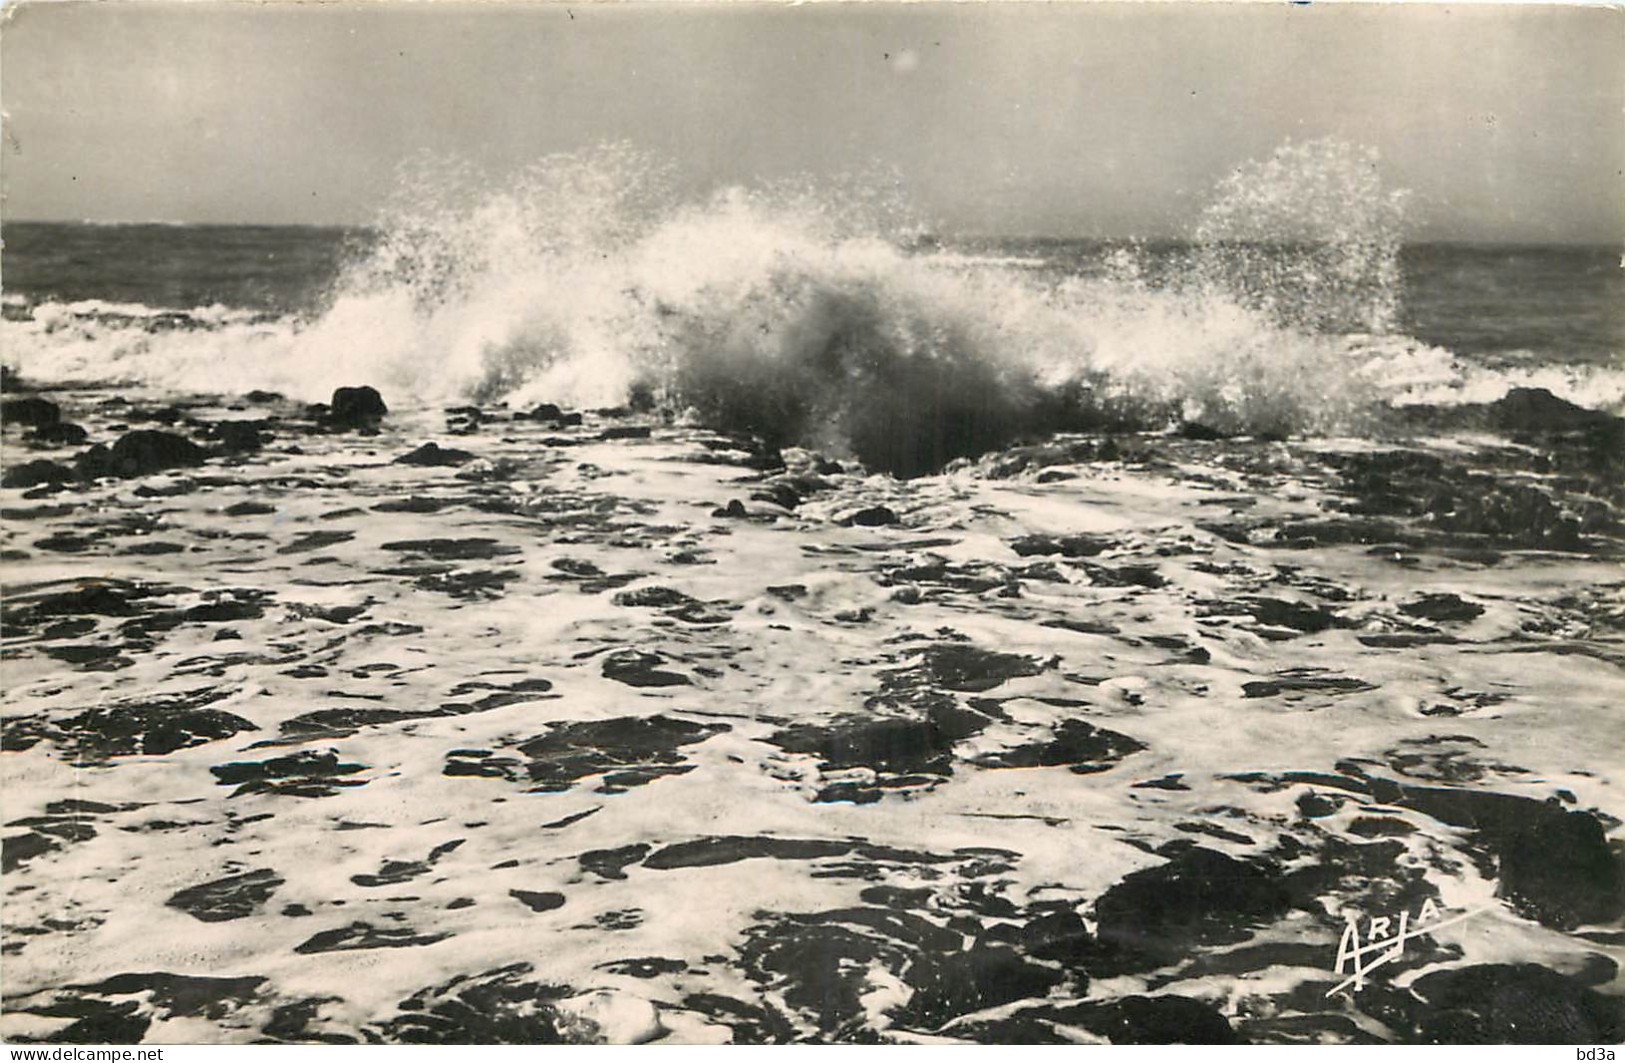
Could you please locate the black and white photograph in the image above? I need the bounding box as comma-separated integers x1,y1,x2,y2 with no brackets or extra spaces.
1,0,1621,1047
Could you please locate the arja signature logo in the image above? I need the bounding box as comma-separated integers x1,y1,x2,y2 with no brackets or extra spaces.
1326,898,1495,997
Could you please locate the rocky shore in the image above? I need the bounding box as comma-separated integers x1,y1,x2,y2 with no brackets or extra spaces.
2,381,1622,1044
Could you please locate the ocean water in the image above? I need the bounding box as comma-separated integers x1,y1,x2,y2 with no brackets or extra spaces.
3,141,1622,472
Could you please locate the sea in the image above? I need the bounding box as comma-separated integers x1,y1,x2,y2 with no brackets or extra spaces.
3,142,1622,461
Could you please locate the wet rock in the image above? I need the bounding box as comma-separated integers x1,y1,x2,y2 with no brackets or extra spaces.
223,500,277,517
974,719,1147,774
4,396,61,426
579,844,651,881
356,838,458,888
601,650,690,687
167,869,284,922
327,386,387,430
208,420,269,452
395,442,477,467
599,425,651,441
891,643,1047,693
2,459,76,488
1398,593,1484,623
277,530,355,555
736,908,949,1033
376,964,574,1043
7,973,267,1042
510,890,567,913
1093,847,1292,970
1397,786,1624,930
1489,387,1620,437
1232,596,1349,634
775,713,963,781
211,749,368,798
680,993,796,1044
381,537,520,561
30,422,89,446
612,586,700,609
1241,674,1375,699
414,568,523,600
1043,995,1243,1044
12,693,257,761
1009,533,1112,558
599,957,687,978
513,715,727,791
2,831,60,873
78,430,207,480
1403,963,1625,1044
642,836,957,871
294,922,448,954
842,505,899,528
1082,561,1167,589
896,944,1064,1029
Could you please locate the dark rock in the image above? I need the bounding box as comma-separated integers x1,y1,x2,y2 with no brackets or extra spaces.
3,831,59,873
894,643,1047,692
1398,786,1624,930
579,844,651,881
642,836,955,872
395,442,477,467
1235,596,1348,634
521,403,565,422
79,430,207,480
736,907,958,1033
3,459,76,488
1050,996,1242,1044
1489,387,1618,435
376,964,574,1043
1093,847,1292,969
1398,593,1484,623
209,420,268,452
1009,533,1112,558
30,422,88,446
897,944,1063,1029
510,890,566,913
276,530,355,555
1241,674,1375,699
211,750,368,798
20,695,257,761
612,586,700,609
599,425,651,441
223,500,277,517
1406,963,1625,1044
601,650,690,687
380,538,520,561
293,922,448,955
514,715,727,791
711,499,748,519
166,869,284,922
844,505,899,527
328,386,387,429
599,957,687,978
975,719,1146,774
3,397,61,426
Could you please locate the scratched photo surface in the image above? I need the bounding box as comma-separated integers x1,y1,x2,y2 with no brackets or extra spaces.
1,0,1622,1046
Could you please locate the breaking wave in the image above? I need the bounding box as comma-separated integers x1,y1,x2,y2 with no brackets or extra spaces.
6,139,1621,475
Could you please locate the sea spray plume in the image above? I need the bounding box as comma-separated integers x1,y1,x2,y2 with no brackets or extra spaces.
0,141,1435,459
633,188,1107,476
1071,137,1414,438
1192,137,1409,335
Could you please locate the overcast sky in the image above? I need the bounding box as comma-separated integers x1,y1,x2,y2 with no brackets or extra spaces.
2,1,1621,241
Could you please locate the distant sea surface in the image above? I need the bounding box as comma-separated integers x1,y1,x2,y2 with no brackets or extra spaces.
6,222,1619,368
